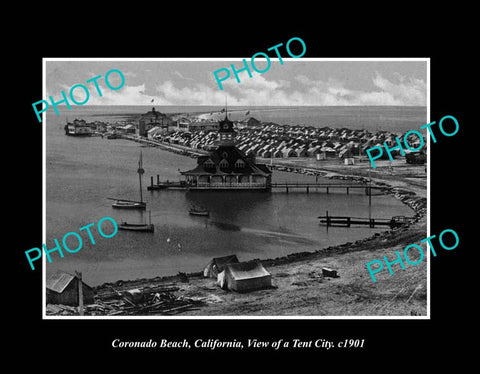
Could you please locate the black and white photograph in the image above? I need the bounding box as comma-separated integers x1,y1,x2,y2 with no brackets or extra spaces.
42,58,429,318
11,16,471,364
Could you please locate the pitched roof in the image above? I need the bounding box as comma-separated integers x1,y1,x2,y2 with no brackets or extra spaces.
218,114,235,133
182,145,271,176
46,271,76,293
212,255,239,268
226,261,271,280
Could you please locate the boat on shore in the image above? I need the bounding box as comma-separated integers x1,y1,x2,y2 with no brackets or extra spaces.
189,204,210,217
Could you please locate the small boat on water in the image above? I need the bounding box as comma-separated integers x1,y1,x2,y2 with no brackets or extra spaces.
110,198,146,209
119,211,154,232
189,204,210,217
109,151,147,210
118,222,155,232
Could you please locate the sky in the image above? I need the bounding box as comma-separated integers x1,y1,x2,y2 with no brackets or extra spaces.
45,59,428,106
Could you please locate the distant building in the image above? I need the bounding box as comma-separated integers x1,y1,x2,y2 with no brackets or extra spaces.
65,119,92,136
138,107,174,137
176,117,192,132
235,117,261,129
405,150,426,164
117,124,136,134
147,126,165,139
181,112,272,190
185,121,219,133
46,271,94,306
93,121,108,133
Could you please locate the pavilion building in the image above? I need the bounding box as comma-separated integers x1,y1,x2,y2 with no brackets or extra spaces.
180,112,272,190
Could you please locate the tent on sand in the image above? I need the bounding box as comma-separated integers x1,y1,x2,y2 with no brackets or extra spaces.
217,261,272,292
203,254,239,278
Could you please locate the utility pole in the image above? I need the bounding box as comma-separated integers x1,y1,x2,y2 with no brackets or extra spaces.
75,271,84,316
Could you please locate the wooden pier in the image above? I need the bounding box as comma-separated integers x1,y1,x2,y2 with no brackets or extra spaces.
147,175,187,190
147,175,387,195
270,182,385,195
318,214,411,228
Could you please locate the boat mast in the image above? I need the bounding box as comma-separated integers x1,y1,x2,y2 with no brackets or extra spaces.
368,166,372,221
138,151,145,203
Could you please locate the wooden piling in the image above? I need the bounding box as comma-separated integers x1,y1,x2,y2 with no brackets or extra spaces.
151,176,154,188
157,174,160,184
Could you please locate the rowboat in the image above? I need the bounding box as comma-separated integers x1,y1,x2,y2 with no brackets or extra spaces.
189,205,209,217
118,222,154,232
119,210,154,232
110,199,146,209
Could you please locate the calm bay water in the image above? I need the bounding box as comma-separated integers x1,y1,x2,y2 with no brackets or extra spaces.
45,106,419,286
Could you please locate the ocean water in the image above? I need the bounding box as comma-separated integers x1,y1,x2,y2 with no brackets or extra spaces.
45,106,419,286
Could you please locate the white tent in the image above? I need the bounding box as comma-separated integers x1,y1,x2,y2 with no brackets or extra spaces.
217,261,272,292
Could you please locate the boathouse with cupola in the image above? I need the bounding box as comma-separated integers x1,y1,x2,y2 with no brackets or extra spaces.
180,111,272,190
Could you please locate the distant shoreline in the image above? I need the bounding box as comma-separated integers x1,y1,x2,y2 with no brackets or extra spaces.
61,105,427,131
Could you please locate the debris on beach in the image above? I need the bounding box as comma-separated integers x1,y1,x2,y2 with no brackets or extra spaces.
46,279,206,316
321,268,339,278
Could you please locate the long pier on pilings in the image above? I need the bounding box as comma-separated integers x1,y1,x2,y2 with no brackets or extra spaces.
318,213,412,228
147,175,387,195
269,182,386,195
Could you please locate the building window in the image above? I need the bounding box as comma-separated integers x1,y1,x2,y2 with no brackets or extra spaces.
203,159,215,169
235,159,245,168
219,159,229,169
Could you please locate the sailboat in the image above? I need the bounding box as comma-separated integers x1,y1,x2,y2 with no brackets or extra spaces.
118,210,154,232
109,151,147,209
